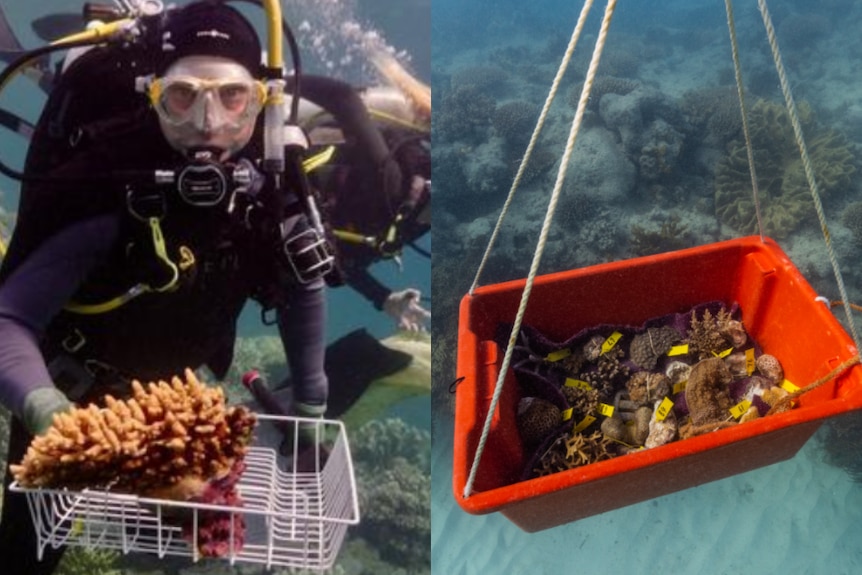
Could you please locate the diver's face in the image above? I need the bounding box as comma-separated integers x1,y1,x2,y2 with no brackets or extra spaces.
154,56,263,160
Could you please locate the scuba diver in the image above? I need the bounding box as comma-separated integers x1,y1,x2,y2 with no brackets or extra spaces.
0,1,432,334
0,0,403,571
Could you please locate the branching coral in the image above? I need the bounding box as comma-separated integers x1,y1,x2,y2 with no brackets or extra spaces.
12,369,255,492
686,306,738,360
715,98,856,238
532,430,615,477
12,370,256,557
579,346,630,401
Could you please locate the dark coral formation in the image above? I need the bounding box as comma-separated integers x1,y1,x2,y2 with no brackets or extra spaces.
562,385,600,423
436,85,496,143
493,100,539,151
841,200,862,246
630,214,691,257
629,326,681,370
451,64,509,93
680,86,742,145
517,397,563,447
715,98,856,238
685,358,734,427
580,345,630,401
626,371,672,405
569,75,640,111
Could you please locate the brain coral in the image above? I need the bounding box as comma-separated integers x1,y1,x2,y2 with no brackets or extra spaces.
715,99,856,238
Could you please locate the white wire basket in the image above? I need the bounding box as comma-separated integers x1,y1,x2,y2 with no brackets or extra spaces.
9,414,360,571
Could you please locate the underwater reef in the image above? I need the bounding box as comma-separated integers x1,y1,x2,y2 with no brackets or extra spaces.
715,99,857,238
351,418,430,572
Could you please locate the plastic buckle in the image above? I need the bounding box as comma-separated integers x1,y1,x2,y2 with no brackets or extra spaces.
283,227,335,284
61,328,87,353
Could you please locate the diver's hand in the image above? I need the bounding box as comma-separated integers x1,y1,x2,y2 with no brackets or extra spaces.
22,386,73,436
383,288,430,332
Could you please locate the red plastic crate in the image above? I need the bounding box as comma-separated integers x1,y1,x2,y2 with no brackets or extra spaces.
453,236,862,532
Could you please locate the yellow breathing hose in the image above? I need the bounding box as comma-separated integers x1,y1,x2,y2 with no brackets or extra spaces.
262,0,284,71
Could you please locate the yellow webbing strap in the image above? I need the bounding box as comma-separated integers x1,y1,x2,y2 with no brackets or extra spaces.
65,219,189,315
302,146,336,173
333,229,376,246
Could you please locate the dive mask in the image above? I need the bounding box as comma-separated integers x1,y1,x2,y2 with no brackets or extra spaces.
149,75,266,132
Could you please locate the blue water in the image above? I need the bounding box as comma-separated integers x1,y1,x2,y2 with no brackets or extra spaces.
433,0,862,573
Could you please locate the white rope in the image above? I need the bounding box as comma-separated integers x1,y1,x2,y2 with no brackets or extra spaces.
724,0,764,242
462,0,618,500
468,0,596,296
756,0,862,351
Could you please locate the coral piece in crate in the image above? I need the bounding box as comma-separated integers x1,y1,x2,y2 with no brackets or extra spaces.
11,369,257,556
509,302,795,480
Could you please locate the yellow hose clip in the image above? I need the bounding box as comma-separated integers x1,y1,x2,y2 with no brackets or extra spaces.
148,217,180,292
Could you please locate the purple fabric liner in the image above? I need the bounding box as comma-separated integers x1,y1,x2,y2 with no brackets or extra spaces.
502,300,768,481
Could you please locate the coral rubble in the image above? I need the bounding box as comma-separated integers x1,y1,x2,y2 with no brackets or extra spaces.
515,302,794,480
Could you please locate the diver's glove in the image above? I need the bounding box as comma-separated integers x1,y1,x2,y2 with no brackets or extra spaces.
383,288,430,332
22,386,73,436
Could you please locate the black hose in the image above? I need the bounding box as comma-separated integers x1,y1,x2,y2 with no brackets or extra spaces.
0,38,97,181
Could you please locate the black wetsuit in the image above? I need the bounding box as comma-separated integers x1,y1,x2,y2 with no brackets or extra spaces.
0,130,327,574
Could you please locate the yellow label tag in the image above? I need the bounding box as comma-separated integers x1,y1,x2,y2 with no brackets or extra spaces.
729,399,752,419
546,349,571,362
781,379,800,393
564,378,592,390
745,348,756,375
561,407,574,421
601,331,623,354
713,347,734,359
572,414,596,433
71,518,84,537
655,397,674,421
598,403,615,417
673,380,687,395
668,344,689,356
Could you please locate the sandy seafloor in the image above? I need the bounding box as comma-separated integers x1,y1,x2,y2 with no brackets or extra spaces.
432,0,862,573
433,412,862,574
